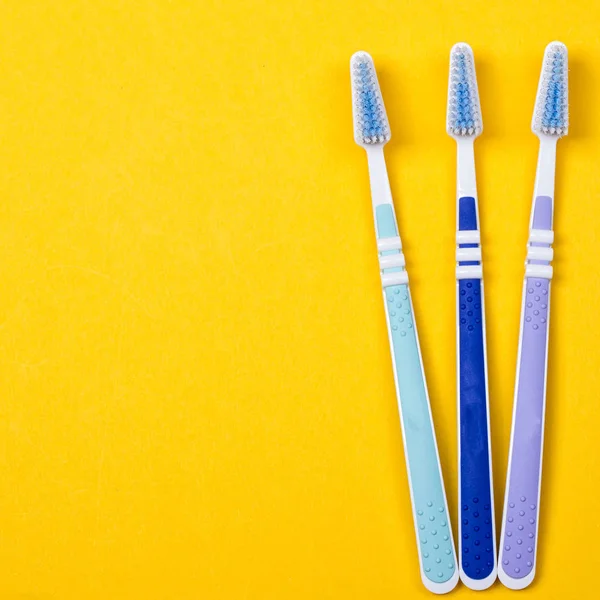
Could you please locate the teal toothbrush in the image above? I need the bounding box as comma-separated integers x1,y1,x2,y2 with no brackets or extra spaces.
350,51,458,594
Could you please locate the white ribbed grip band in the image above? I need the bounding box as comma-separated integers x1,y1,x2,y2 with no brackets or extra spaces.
456,230,480,244
456,265,483,279
526,264,553,279
380,254,406,269
456,247,482,262
529,229,554,244
377,236,402,252
382,271,409,287
527,246,554,261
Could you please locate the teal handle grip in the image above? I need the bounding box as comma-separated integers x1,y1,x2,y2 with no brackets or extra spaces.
384,285,457,586
375,204,457,592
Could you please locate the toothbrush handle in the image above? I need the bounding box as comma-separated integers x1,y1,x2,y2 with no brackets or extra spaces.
499,196,553,588
375,204,457,592
455,197,496,584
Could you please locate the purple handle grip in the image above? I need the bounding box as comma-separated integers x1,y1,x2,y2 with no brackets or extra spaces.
500,196,552,582
500,278,549,579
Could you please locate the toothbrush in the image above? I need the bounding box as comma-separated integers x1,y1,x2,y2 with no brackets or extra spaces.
446,43,497,590
350,51,458,595
498,41,568,590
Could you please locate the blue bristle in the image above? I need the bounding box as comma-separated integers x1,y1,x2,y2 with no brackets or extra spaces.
350,52,390,145
541,53,566,130
533,43,568,136
447,44,481,137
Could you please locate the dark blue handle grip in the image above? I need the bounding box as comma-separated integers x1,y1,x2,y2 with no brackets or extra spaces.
458,278,494,580
457,196,495,582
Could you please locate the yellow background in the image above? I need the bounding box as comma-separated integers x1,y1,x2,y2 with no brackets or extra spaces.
0,1,596,598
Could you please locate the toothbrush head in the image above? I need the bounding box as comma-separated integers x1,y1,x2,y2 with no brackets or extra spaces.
350,51,391,147
446,43,482,138
532,41,568,137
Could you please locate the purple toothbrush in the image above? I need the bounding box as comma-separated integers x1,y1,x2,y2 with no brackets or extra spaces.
498,42,568,590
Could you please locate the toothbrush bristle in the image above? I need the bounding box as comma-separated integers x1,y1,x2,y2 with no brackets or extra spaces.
446,43,482,137
350,52,391,146
532,42,568,136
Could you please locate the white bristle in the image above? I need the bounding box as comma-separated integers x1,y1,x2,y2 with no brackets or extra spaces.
446,43,482,138
350,51,391,146
532,42,569,137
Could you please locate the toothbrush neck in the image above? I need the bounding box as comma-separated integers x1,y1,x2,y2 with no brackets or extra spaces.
456,137,478,200
366,145,393,208
533,135,558,199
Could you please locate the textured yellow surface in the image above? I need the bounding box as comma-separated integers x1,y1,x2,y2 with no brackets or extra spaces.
0,1,597,598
